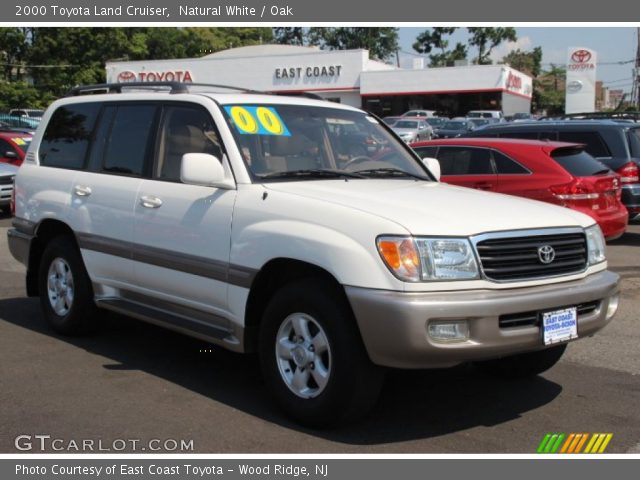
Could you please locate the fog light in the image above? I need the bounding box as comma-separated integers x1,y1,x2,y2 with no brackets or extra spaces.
606,294,619,320
428,321,469,342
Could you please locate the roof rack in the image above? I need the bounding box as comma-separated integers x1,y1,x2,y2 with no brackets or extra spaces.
63,82,261,97
556,111,640,122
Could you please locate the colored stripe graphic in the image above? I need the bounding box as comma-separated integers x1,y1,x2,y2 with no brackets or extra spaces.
538,433,613,453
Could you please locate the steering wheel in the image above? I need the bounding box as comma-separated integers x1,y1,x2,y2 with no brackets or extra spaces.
343,156,372,170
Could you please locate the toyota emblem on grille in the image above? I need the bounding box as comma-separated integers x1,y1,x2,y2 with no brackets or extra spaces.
538,245,556,264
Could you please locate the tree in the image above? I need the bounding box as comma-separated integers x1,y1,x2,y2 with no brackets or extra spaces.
468,27,517,65
307,28,399,61
273,28,306,46
412,27,467,67
535,64,567,114
0,28,29,81
502,47,543,77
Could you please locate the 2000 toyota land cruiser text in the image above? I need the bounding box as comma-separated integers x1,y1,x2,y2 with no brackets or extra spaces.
7,83,620,426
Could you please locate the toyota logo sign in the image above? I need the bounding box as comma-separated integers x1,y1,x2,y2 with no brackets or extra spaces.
571,49,592,64
117,71,136,83
537,245,556,265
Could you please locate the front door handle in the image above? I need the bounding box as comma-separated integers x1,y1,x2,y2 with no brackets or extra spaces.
139,195,163,209
73,185,92,197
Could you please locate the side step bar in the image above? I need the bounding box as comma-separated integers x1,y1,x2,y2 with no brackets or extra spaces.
96,297,239,347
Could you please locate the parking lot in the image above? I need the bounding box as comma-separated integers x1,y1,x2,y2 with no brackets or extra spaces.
0,212,639,454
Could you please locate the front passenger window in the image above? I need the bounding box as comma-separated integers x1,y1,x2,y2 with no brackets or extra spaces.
156,106,223,182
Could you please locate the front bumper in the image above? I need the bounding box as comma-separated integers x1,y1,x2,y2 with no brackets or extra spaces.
346,270,620,369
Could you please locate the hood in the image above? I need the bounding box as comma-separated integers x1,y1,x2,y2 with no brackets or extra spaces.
264,180,594,236
0,163,19,175
435,129,465,136
392,128,418,135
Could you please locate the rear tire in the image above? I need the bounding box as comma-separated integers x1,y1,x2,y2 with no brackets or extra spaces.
38,235,100,335
259,278,384,427
477,344,567,379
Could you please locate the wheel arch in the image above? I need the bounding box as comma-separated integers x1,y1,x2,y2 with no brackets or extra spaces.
243,257,353,353
26,219,78,297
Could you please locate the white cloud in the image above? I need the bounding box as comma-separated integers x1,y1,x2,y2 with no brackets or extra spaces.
490,36,533,63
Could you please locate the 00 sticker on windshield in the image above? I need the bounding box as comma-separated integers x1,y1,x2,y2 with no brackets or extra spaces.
224,106,291,136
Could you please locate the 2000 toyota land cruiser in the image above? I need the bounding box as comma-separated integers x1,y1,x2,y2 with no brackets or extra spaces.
8,83,620,426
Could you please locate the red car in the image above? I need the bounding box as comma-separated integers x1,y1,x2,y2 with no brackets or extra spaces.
0,131,32,166
411,138,628,240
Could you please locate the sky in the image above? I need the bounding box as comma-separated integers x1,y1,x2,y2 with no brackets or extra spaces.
398,27,638,93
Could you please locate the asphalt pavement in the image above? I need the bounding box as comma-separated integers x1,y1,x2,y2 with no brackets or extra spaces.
1,214,639,453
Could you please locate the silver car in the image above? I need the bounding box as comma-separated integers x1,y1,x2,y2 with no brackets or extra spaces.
392,118,433,143
0,162,18,214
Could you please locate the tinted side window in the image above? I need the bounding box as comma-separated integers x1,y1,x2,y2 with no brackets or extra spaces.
39,103,100,169
558,131,610,157
413,146,438,158
156,105,222,182
627,128,640,157
103,105,157,176
437,147,492,175
493,151,530,174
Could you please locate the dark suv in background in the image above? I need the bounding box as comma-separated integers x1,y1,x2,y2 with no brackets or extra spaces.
465,121,640,218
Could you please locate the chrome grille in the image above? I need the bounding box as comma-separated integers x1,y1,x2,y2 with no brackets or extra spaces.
476,231,588,281
0,176,14,185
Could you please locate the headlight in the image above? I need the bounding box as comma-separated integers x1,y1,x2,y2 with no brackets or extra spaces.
585,225,606,265
377,236,480,282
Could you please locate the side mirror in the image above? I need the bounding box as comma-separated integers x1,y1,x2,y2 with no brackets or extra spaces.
180,153,234,189
422,157,441,181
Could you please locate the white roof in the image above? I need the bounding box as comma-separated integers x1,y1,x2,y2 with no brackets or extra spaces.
202,44,323,59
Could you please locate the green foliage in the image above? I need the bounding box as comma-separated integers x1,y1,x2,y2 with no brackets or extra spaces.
0,82,55,110
468,27,517,65
412,28,467,67
273,28,306,46
307,28,399,61
502,47,543,77
534,65,567,114
0,27,272,107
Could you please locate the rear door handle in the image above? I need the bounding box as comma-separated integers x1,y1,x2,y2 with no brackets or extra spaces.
139,195,163,209
73,185,92,197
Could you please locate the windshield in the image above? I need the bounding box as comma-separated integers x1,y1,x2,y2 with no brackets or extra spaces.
393,120,418,129
222,104,428,181
442,121,466,130
628,128,640,157
27,110,44,118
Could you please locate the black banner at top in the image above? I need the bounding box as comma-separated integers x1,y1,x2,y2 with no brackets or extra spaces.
4,0,640,22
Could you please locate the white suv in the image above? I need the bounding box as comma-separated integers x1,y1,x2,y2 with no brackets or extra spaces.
8,83,620,426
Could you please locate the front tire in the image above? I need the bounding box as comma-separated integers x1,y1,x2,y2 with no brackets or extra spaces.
477,344,567,379
38,235,100,335
259,278,384,427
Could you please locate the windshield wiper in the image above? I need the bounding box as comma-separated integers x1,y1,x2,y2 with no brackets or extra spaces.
592,168,612,176
259,169,365,180
354,168,430,180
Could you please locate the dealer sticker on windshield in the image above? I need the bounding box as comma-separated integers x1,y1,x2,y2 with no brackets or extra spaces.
224,106,291,136
542,307,578,345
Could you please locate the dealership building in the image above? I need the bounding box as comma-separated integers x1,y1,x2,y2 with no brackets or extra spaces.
106,44,533,117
